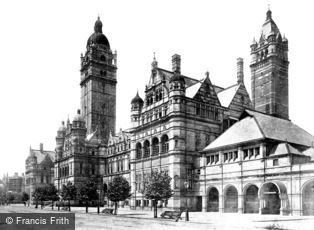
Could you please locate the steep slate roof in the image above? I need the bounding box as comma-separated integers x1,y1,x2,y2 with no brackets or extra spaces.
148,68,199,89
217,84,239,107
28,149,55,163
186,80,204,98
203,109,314,152
270,143,302,156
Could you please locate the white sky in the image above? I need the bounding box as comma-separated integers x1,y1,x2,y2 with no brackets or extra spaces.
0,0,314,177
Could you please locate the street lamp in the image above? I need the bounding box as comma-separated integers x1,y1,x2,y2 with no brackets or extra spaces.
184,180,189,221
97,190,100,214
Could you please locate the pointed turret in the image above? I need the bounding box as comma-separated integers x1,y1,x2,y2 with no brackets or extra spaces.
131,91,144,128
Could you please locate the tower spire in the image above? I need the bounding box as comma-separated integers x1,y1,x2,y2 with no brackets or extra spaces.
266,6,272,20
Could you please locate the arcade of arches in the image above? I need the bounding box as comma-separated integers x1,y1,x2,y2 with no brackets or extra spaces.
206,180,314,215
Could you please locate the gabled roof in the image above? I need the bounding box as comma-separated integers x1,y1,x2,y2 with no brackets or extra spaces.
27,149,55,163
147,68,199,89
108,129,131,145
186,80,204,98
203,109,314,152
244,110,314,147
203,114,264,151
270,143,302,156
303,147,314,160
217,84,239,107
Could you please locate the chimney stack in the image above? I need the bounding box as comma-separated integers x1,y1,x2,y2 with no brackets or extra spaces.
40,143,43,153
237,57,244,84
172,54,181,74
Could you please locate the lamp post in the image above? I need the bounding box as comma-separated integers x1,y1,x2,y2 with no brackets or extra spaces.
184,180,189,221
97,189,100,214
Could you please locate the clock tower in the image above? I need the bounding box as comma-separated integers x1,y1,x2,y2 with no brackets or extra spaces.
80,17,117,143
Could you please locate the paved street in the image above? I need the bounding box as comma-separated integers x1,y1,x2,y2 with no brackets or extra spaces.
1,204,314,230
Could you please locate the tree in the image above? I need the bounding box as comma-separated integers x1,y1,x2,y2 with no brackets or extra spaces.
60,182,76,211
21,192,29,206
45,184,59,210
107,176,131,215
77,180,98,213
32,187,45,208
144,170,174,218
8,193,15,204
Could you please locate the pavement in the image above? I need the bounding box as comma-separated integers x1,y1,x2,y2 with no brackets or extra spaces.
1,204,314,230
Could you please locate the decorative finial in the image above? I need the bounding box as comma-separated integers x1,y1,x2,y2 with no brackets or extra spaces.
205,70,210,78
97,14,100,20
266,6,272,20
151,52,158,69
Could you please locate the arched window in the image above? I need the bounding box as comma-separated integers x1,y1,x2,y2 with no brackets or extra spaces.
100,55,106,62
152,137,159,155
174,136,179,148
161,135,169,153
136,143,142,159
143,140,150,158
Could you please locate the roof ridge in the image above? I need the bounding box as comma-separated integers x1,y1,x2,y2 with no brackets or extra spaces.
251,115,266,139
218,83,238,92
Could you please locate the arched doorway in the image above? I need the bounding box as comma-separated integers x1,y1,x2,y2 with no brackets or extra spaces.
260,182,281,214
224,186,238,213
302,180,314,216
207,187,219,212
244,185,259,213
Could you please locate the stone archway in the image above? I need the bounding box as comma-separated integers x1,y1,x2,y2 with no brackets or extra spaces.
207,187,219,212
302,180,314,216
259,182,288,215
244,184,259,213
224,185,238,213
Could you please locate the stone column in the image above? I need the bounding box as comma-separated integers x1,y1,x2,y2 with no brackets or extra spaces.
202,195,207,212
219,194,224,213
238,194,243,213
141,199,144,209
159,142,162,154
259,199,264,214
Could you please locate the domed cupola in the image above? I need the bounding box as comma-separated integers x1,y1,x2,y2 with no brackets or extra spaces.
72,109,85,128
87,17,110,49
57,121,66,138
261,9,281,41
131,91,144,111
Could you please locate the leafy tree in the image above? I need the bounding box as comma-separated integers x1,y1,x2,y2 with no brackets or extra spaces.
8,193,15,204
21,192,29,206
32,187,45,208
60,182,76,211
77,180,98,213
144,170,174,218
21,192,29,202
107,176,131,215
45,184,59,210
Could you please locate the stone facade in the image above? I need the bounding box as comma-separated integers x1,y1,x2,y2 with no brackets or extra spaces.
201,10,314,216
80,17,117,144
7,172,25,194
54,17,114,196
128,54,252,210
103,130,131,206
25,144,54,199
250,10,289,120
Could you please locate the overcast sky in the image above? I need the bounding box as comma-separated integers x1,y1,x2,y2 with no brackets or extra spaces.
0,0,314,178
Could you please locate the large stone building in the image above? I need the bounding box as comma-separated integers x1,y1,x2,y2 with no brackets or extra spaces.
25,143,54,198
7,173,25,193
128,54,252,210
54,17,117,196
52,9,314,215
201,9,314,216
